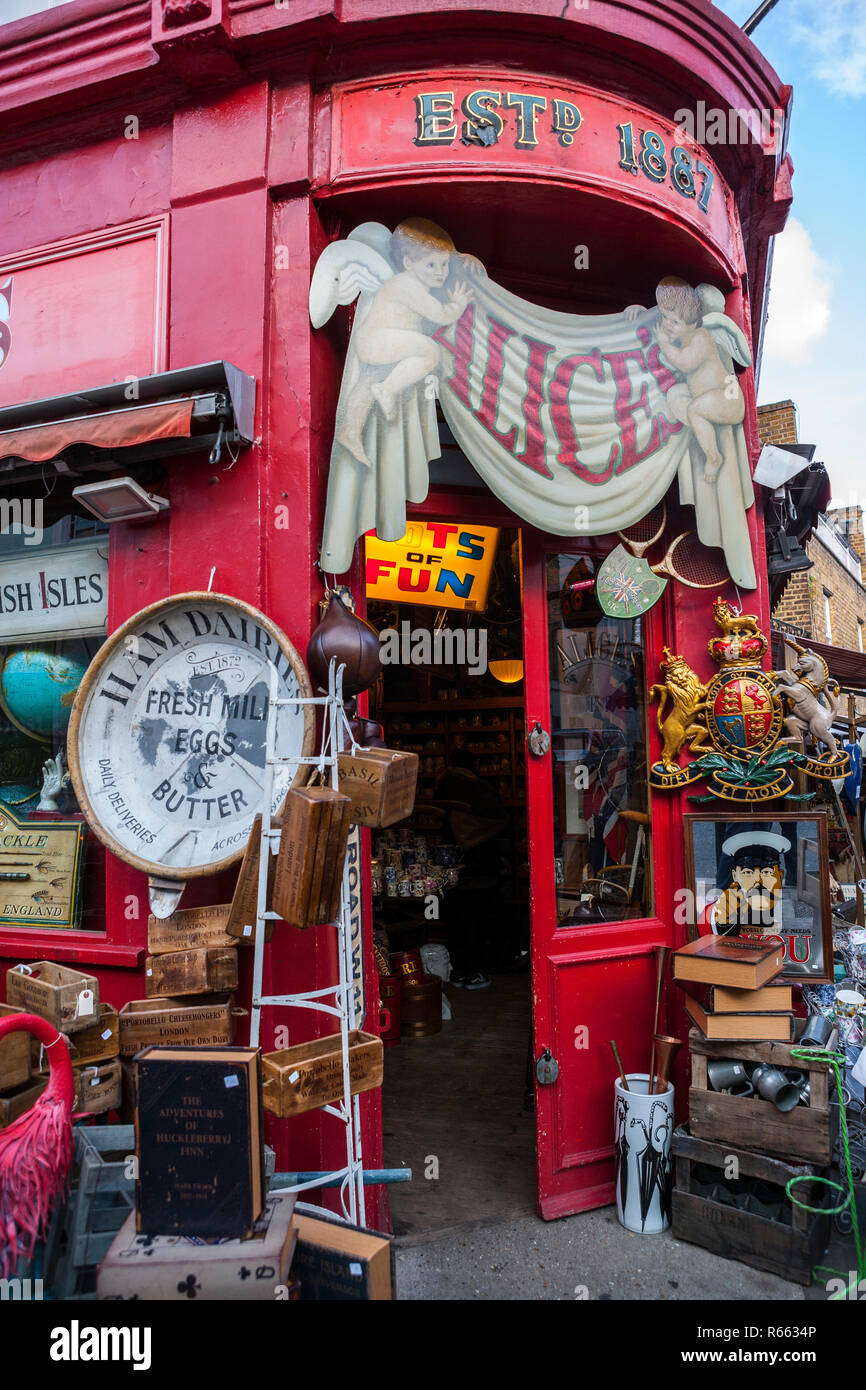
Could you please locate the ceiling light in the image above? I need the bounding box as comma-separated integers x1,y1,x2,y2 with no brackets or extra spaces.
489,659,524,684
72,477,169,523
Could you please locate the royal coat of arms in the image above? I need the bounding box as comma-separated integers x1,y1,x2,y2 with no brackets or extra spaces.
649,598,849,802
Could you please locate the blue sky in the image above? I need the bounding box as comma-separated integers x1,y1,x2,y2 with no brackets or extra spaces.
715,0,866,507
2,0,863,508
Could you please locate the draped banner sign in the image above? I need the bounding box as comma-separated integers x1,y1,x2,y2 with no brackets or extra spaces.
310,219,756,589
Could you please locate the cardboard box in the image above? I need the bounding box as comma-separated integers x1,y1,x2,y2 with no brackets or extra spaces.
291,1212,392,1300
97,1192,297,1301
6,961,99,1033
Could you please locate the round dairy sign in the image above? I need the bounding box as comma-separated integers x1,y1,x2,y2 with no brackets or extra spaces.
67,593,315,879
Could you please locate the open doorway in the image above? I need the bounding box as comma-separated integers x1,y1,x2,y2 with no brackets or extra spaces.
365,524,535,1235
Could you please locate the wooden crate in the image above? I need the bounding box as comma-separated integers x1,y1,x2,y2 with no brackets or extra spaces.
688,1021,837,1165
262,1030,383,1118
672,1126,831,1285
144,946,238,998
0,1002,31,1090
271,788,351,929
6,961,99,1033
73,1058,122,1115
44,1124,137,1298
337,748,419,827
148,904,237,954
225,816,277,944
31,1005,118,1073
118,993,238,1056
0,1075,48,1128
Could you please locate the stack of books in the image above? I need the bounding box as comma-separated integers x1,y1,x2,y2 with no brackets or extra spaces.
672,936,793,1041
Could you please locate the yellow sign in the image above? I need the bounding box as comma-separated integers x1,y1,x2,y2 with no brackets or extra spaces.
0,803,86,929
365,521,499,611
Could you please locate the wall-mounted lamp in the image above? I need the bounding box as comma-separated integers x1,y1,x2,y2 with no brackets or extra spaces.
72,476,170,523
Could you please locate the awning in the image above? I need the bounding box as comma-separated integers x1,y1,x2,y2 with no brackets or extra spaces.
773,629,866,693
0,361,255,479
0,398,194,463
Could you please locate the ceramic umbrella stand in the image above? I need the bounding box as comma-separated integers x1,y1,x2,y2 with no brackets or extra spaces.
614,1074,674,1234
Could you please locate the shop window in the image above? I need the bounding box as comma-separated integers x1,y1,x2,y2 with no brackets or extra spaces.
0,506,108,934
546,553,653,927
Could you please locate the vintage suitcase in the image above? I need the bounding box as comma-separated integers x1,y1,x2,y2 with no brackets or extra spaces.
6,961,99,1033
337,748,418,828
144,947,238,998
98,1193,297,1301
117,994,238,1056
262,1030,383,1118
271,787,351,929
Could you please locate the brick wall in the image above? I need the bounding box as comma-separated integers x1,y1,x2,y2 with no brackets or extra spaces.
760,400,866,665
774,570,812,632
828,506,866,564
757,399,798,447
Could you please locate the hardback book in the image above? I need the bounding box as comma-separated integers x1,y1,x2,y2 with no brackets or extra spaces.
134,1045,265,1239
680,988,795,1042
707,980,793,1014
291,1211,392,1300
99,1192,297,1301
672,935,784,990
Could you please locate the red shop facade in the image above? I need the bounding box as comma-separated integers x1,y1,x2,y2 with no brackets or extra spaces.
0,0,792,1227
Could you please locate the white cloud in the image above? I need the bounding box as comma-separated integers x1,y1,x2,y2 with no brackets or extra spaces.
763,218,833,365
790,0,866,97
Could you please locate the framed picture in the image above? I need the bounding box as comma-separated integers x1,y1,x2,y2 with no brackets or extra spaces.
683,811,833,983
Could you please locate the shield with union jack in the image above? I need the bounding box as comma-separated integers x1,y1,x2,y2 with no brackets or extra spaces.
704,669,782,758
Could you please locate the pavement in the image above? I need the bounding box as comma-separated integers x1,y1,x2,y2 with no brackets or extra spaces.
393,1204,815,1301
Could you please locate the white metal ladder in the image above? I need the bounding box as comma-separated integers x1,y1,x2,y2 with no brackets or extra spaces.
248,658,366,1226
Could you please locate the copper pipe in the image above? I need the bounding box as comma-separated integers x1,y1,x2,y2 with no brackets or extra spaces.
609,1039,629,1091
648,945,670,1093
651,1035,681,1094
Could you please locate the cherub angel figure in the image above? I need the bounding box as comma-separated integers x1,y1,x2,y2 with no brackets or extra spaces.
652,277,749,484
312,218,477,468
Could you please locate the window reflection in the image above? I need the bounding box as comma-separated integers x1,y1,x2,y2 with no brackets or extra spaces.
548,554,653,927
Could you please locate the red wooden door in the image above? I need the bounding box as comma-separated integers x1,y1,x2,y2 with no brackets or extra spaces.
521,534,673,1219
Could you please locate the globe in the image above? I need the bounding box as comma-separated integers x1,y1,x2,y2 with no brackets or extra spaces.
0,782,39,811
0,647,88,740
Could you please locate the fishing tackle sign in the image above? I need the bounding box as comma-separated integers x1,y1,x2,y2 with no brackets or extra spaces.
67,593,315,880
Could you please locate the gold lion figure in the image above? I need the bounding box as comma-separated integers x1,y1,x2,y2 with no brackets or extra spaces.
649,647,712,771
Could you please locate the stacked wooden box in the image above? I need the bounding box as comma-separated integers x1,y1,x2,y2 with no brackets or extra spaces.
671,936,834,1284
2,963,121,1120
